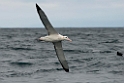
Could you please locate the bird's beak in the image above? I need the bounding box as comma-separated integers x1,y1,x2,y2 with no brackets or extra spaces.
68,38,72,42
38,38,42,41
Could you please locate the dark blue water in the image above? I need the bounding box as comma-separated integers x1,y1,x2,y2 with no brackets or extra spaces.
0,28,124,83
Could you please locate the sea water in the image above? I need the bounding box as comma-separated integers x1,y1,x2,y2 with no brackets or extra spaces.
0,28,124,83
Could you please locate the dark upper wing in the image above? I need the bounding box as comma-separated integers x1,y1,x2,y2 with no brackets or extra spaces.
53,41,69,72
36,3,58,35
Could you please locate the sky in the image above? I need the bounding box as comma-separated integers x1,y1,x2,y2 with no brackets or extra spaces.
0,0,124,28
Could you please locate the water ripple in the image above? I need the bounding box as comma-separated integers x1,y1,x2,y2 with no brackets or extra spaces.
10,62,33,67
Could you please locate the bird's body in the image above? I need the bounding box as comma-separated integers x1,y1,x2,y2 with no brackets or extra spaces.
39,34,71,42
36,3,72,72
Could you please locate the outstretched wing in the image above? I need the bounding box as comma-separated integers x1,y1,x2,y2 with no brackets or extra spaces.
36,3,58,35
53,41,69,72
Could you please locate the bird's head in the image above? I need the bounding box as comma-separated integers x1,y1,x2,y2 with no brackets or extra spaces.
63,36,72,41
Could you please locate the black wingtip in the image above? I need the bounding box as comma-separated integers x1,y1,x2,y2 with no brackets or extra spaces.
60,61,69,72
36,3,41,11
63,66,69,72
65,68,69,72
60,63,69,72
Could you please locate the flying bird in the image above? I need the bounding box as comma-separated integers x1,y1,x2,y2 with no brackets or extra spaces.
36,3,72,72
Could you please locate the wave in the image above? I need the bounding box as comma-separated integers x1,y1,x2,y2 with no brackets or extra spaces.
64,50,112,53
100,39,121,43
9,47,35,51
3,71,33,77
35,68,63,73
10,62,33,67
64,50,92,53
109,70,124,75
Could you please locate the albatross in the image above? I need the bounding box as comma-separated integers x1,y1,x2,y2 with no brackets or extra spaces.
36,3,72,72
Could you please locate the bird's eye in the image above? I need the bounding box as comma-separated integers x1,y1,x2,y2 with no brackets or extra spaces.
65,36,68,38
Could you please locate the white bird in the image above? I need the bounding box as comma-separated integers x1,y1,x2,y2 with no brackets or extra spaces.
36,3,72,72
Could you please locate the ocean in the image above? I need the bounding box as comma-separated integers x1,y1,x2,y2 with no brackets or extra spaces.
0,28,124,83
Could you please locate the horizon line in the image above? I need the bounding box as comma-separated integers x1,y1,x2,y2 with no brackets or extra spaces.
0,27,124,28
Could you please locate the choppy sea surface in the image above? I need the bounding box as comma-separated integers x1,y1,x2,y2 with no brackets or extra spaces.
0,28,124,83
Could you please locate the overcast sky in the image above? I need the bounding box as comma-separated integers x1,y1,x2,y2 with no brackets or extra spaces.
0,0,124,28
